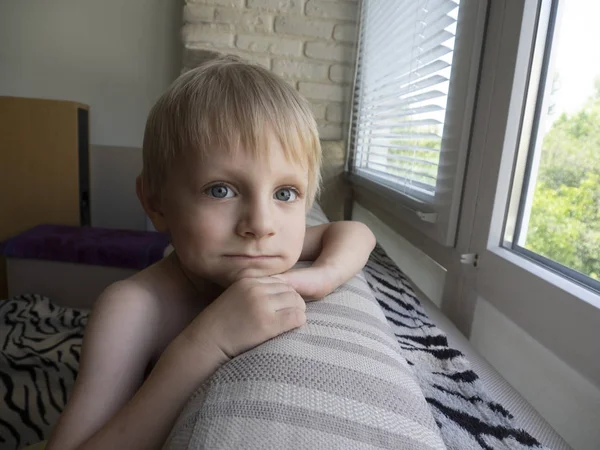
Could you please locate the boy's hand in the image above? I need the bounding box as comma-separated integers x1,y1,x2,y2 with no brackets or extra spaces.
284,221,376,301
273,264,340,301
182,277,306,360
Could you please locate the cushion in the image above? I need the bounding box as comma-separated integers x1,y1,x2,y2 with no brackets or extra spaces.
163,206,446,449
1,224,170,270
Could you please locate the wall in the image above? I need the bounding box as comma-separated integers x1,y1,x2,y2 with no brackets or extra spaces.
180,0,359,140
470,297,600,449
90,146,145,230
0,0,182,230
0,0,182,148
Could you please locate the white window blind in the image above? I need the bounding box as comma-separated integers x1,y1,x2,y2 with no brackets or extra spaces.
349,0,486,246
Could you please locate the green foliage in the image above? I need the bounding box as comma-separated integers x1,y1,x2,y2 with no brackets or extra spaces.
384,125,441,186
525,77,600,281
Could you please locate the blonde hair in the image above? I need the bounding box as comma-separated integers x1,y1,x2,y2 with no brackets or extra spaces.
141,55,322,207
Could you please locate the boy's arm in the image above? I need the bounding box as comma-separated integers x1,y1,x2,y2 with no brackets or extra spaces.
46,277,305,450
71,333,225,450
278,221,376,299
45,282,227,450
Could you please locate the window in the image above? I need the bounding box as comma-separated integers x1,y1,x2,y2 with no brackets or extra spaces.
347,0,486,246
451,0,600,436
505,0,600,292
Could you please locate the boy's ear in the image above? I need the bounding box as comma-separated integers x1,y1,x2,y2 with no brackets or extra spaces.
136,175,169,233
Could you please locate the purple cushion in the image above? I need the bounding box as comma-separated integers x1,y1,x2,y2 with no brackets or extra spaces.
1,225,170,270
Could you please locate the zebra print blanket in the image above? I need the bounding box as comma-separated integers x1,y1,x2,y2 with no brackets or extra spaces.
0,246,546,450
364,247,548,450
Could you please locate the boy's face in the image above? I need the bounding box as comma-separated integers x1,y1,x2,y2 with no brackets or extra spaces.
160,135,308,288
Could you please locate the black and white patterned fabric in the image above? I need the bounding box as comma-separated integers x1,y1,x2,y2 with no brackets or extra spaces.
365,246,548,450
0,295,87,449
1,248,548,449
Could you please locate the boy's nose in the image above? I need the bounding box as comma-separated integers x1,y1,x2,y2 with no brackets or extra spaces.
235,200,276,239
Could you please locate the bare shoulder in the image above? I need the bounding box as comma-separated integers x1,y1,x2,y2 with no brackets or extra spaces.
81,269,168,380
45,265,170,449
95,276,156,313
100,261,168,315
46,256,208,450
127,255,209,361
92,267,165,341
89,254,209,370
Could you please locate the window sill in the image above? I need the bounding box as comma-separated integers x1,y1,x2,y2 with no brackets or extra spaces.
345,172,457,249
487,245,600,310
349,182,455,270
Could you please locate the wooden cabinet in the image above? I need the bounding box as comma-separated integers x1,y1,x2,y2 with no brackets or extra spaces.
0,96,91,297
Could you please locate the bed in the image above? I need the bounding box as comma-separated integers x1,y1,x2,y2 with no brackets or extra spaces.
0,202,571,450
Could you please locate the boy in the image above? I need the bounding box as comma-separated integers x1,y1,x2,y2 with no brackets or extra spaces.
46,56,375,450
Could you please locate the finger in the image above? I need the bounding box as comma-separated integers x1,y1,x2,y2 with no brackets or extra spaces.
272,269,304,283
269,274,287,282
242,277,295,294
255,276,286,284
271,290,306,312
253,276,297,291
278,269,326,299
271,271,303,291
275,307,306,332
260,282,297,295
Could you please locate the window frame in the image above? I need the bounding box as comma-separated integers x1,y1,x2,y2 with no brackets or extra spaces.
345,0,488,247
501,0,600,294
466,0,600,386
347,0,600,388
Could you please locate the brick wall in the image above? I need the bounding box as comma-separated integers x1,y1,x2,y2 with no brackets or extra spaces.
181,0,359,140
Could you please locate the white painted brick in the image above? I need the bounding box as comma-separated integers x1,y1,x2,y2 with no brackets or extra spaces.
272,59,329,81
247,0,303,13
317,122,344,140
215,8,272,33
305,41,353,63
236,35,302,56
298,82,347,102
274,16,333,39
183,47,271,69
187,0,244,7
309,102,327,120
329,64,353,83
184,4,215,22
326,102,345,122
333,23,356,42
231,51,271,69
182,23,234,48
306,0,357,21
209,48,271,68
270,71,298,86
183,48,224,67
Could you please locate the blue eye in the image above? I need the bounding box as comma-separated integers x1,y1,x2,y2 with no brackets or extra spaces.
207,184,234,198
274,188,298,202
